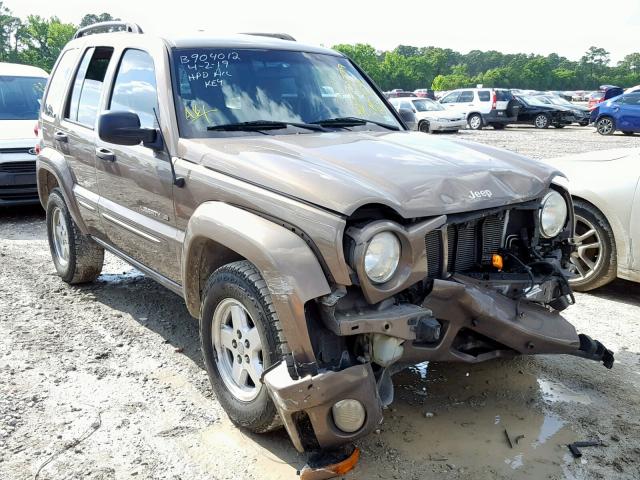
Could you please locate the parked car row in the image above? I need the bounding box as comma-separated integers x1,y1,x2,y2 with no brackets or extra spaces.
389,85,640,134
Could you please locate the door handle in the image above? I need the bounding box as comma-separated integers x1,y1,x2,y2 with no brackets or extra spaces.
96,147,115,162
54,131,68,143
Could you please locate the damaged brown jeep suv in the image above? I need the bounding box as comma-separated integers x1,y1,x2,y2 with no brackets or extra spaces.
37,22,613,454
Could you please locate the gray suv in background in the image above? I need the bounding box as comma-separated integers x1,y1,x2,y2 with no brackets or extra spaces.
36,22,614,457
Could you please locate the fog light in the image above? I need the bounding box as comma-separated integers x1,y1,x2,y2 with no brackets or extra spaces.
332,399,365,433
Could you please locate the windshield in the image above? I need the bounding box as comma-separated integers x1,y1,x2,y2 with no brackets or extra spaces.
0,76,46,120
412,99,444,112
172,48,400,137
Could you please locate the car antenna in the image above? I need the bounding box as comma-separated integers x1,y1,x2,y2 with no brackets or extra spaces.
153,107,185,188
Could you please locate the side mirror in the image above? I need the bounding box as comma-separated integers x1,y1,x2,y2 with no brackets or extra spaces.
98,111,161,149
398,108,416,126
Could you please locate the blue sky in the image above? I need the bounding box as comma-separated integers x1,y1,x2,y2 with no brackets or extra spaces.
6,0,639,63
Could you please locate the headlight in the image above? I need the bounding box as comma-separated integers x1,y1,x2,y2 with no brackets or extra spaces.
364,231,401,283
539,191,568,238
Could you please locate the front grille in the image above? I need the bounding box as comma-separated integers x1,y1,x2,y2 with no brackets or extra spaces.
0,161,36,173
426,211,507,277
0,147,33,155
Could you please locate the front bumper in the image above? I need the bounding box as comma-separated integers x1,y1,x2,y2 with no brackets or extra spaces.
0,154,38,206
429,118,467,131
265,275,613,452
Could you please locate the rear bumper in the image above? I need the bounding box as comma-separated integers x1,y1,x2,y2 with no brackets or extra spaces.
482,110,516,124
266,275,614,452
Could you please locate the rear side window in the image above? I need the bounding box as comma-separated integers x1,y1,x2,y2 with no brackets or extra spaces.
458,91,474,102
0,76,46,120
478,91,490,102
43,49,79,117
109,49,159,129
66,47,114,127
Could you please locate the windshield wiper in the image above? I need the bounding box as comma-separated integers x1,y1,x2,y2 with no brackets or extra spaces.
311,116,400,131
207,120,326,132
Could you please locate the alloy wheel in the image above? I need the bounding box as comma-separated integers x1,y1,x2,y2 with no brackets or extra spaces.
212,298,264,402
597,118,614,135
569,214,603,282
51,207,70,268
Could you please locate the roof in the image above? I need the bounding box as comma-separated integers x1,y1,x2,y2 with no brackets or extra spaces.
161,33,342,56
0,62,48,77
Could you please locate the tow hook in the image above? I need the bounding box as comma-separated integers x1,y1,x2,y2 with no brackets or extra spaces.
576,334,615,369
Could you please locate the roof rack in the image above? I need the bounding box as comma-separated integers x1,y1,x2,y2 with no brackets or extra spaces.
73,21,144,39
240,33,296,41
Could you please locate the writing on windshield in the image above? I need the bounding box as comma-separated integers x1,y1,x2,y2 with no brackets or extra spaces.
172,48,399,137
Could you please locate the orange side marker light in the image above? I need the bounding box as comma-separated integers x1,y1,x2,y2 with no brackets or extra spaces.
492,254,503,271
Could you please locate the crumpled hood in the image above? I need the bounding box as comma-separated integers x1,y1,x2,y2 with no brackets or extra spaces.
180,131,562,218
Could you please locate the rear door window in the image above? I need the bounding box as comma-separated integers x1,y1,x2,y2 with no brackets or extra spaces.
109,49,159,129
0,76,46,120
65,47,114,128
458,91,474,102
42,49,79,118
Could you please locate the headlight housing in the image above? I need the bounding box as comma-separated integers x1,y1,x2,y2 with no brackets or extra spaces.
539,190,568,238
364,231,401,283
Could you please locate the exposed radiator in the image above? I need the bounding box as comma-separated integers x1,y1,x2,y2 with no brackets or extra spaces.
425,212,507,277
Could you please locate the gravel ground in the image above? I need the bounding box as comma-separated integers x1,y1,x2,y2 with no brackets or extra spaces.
1,126,639,480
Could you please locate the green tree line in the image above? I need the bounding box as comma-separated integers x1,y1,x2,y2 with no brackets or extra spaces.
333,44,640,91
0,2,117,71
2,1,639,91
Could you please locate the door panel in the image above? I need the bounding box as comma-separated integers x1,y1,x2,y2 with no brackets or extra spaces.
95,48,181,282
59,46,115,237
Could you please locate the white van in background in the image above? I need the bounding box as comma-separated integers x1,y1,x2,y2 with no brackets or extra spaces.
0,62,48,206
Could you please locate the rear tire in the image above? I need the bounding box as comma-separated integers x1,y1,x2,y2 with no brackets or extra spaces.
596,116,615,135
554,124,565,128
467,113,483,130
622,131,634,136
569,200,617,292
200,260,287,433
534,113,550,129
46,189,104,284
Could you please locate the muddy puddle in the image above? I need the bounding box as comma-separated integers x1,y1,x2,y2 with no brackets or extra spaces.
356,359,593,479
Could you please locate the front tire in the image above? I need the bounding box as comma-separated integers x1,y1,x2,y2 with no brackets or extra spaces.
200,260,287,433
46,189,104,284
596,117,615,135
534,113,550,129
418,120,430,133
569,200,617,292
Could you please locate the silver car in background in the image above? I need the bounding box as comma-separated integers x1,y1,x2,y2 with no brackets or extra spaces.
389,96,467,133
